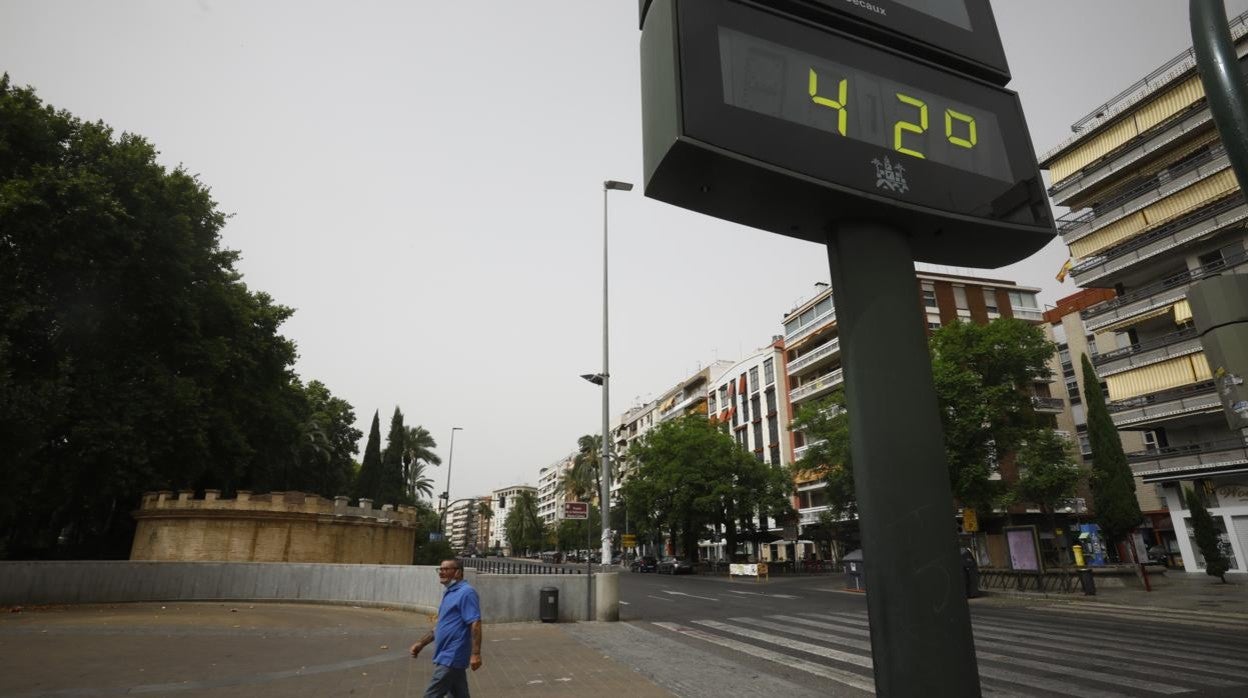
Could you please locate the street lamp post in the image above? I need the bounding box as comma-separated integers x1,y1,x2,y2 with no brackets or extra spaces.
441,426,463,534
598,179,632,568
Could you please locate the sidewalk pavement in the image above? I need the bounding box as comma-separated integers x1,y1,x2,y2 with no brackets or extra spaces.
973,568,1248,613
0,602,674,697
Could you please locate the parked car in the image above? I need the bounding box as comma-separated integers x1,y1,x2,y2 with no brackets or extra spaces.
630,555,658,573
657,557,694,575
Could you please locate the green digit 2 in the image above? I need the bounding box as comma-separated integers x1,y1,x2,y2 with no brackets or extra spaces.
894,93,928,159
809,68,848,136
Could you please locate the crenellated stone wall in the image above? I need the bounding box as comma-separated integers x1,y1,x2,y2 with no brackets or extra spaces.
130,490,418,564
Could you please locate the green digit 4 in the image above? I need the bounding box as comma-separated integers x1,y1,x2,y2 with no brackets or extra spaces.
809,68,848,136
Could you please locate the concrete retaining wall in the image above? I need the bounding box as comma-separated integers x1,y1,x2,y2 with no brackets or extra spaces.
0,562,601,622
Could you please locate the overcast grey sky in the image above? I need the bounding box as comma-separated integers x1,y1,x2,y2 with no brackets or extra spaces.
4,1,1246,501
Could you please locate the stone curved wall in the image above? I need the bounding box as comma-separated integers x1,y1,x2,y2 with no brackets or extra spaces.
130,490,417,564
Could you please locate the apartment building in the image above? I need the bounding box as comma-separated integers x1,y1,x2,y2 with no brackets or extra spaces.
782,273,1046,563
704,341,792,561
537,453,576,526
1044,290,1160,562
1039,13,1248,574
489,484,537,555
447,498,473,553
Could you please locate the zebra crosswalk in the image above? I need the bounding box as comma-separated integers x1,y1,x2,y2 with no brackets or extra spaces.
651,604,1248,696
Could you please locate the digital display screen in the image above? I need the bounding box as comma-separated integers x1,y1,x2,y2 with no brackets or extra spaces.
718,26,1012,181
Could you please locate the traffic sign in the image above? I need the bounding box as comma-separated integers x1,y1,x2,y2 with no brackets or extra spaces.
621,533,637,548
563,502,589,520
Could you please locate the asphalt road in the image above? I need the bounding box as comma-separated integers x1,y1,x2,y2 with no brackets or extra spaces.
594,568,1248,697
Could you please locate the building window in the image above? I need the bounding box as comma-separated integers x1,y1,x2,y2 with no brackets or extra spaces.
1009,291,1039,309
983,288,999,314
1086,335,1099,357
765,388,777,415
708,392,716,413
753,421,764,450
749,366,760,393
921,282,937,308
770,445,781,465
953,286,968,310
816,295,833,317
751,395,762,422
768,415,779,444
740,394,750,423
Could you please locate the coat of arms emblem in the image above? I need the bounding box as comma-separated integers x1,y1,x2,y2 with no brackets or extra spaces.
872,156,909,194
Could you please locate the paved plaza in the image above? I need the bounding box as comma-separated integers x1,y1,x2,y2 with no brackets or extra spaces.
0,602,672,697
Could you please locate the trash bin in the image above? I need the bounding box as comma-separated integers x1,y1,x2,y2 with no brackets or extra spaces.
539,586,559,622
843,549,864,591
1077,568,1096,596
961,548,981,598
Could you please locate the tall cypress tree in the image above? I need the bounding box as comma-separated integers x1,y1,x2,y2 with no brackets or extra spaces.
379,407,408,506
354,410,383,501
1080,354,1142,560
1185,486,1230,582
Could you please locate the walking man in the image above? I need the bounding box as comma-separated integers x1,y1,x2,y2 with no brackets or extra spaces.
411,559,483,697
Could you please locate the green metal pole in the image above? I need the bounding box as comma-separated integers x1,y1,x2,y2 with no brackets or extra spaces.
1191,0,1248,198
826,222,980,697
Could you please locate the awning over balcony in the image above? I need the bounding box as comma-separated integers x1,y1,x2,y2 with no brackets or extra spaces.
1097,303,1177,333
1106,353,1212,402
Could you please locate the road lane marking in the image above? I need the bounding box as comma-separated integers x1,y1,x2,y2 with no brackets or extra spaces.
652,622,875,694
728,590,801,599
645,595,674,602
691,619,873,669
661,590,719,602
618,601,630,605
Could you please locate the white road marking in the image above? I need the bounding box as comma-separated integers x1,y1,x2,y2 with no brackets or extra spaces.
727,590,799,599
691,619,872,669
645,594,674,602
652,622,875,694
661,590,719,602
618,600,630,605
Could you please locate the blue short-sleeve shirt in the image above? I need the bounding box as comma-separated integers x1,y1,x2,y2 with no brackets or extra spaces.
433,579,482,669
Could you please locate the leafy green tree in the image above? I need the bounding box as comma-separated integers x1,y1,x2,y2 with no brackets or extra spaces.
299,380,362,498
1010,429,1083,565
790,390,856,556
0,76,351,558
1185,487,1230,582
402,425,441,501
930,318,1057,513
1080,354,1142,561
623,415,791,562
354,411,383,502
504,490,544,556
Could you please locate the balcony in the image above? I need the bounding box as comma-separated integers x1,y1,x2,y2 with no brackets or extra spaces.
785,308,836,346
799,506,831,526
787,337,841,376
658,393,704,423
1107,380,1222,429
793,438,827,461
789,368,844,404
1011,307,1045,322
1130,436,1248,483
1058,145,1229,247
1069,196,1248,288
1031,396,1065,413
1051,107,1215,208
1092,327,1202,377
1081,248,1248,332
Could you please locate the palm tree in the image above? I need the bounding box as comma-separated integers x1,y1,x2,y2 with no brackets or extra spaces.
407,459,436,501
562,434,613,502
290,415,330,492
402,426,441,502
505,491,543,556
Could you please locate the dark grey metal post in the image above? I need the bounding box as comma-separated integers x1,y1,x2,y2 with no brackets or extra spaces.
1192,0,1248,197
826,222,980,697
